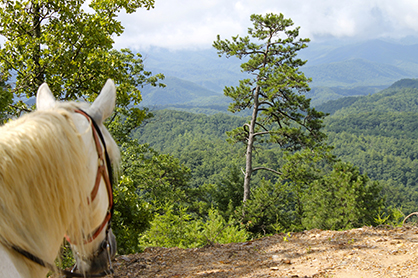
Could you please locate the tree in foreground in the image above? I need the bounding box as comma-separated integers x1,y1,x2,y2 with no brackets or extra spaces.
213,13,327,202
0,0,164,131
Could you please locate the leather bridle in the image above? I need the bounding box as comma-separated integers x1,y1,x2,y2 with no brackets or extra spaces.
8,109,115,277
72,109,114,244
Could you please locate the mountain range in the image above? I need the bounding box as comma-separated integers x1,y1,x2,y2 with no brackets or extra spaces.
139,38,418,111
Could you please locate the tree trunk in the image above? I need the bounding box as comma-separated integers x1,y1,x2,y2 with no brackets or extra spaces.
32,2,43,87
243,85,260,203
243,134,253,203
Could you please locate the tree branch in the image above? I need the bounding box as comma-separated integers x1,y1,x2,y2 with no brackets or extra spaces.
252,166,282,175
253,131,270,137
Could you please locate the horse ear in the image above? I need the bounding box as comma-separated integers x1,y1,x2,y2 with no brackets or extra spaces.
87,79,116,124
36,83,56,110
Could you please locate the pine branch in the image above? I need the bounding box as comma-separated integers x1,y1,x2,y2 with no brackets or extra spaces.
252,166,282,175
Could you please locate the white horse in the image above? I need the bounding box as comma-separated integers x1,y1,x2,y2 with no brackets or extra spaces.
0,80,120,278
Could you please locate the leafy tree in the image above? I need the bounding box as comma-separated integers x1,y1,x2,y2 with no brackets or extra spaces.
0,0,164,130
213,13,326,202
112,140,194,254
0,0,168,254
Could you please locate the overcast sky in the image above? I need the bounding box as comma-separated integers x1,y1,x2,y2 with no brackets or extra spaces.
112,0,418,51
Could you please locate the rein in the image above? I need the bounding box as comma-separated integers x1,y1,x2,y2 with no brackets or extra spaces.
5,109,115,277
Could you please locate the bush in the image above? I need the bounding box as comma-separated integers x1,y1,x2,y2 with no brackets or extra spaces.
201,208,249,245
139,205,249,249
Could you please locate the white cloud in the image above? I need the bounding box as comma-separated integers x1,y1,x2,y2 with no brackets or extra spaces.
112,0,418,50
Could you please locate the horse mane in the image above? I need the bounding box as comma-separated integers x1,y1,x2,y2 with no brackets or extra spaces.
0,102,119,263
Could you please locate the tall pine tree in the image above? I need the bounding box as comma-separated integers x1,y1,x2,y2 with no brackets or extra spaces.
213,13,326,202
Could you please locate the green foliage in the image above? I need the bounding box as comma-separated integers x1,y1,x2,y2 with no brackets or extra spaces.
114,140,196,254
113,175,153,254
239,179,293,236
134,109,247,152
201,207,249,245
132,110,390,236
133,110,246,190
317,84,418,214
302,162,384,230
238,148,335,235
131,77,418,250
374,207,405,227
139,205,201,249
0,79,12,124
55,242,75,271
209,166,244,219
121,141,191,207
0,0,164,124
139,205,249,249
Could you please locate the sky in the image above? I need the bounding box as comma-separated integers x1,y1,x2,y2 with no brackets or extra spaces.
113,0,418,51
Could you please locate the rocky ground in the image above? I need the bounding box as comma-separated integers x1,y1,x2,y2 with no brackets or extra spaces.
107,226,418,278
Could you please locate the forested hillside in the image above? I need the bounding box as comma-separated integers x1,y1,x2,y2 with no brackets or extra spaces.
134,79,418,215
133,110,247,187
139,40,418,111
319,79,418,212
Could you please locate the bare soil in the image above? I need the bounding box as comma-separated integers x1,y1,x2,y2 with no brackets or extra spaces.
107,226,418,278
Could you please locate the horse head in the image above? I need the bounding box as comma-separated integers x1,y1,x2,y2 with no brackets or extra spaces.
36,79,120,276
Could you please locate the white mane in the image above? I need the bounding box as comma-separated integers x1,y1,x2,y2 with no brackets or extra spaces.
0,102,119,270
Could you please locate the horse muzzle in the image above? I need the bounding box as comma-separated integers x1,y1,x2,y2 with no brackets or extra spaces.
73,229,117,275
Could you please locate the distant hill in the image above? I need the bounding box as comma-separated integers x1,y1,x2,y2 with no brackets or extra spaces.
142,48,246,93
304,58,415,87
302,39,418,66
139,39,418,108
307,85,386,106
333,87,418,116
388,78,418,89
317,78,418,116
301,40,418,87
315,96,360,115
140,76,220,106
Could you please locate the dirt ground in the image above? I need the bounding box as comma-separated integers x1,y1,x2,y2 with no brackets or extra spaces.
106,226,418,278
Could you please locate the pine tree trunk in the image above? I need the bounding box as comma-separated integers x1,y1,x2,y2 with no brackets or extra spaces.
243,133,253,203
243,85,260,203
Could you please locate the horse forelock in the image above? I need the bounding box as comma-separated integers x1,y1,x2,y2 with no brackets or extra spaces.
0,105,95,263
